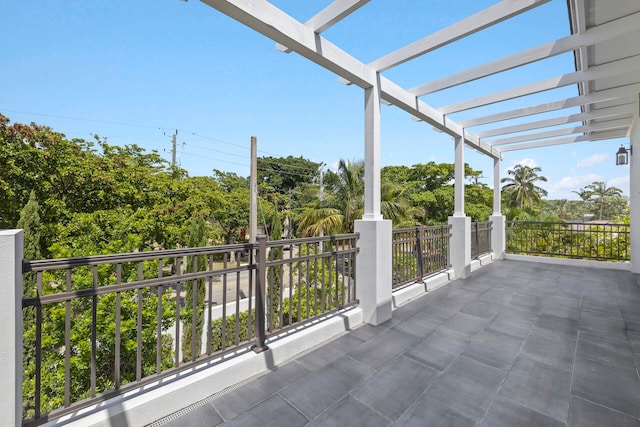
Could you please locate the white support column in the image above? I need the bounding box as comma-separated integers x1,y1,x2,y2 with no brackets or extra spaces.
363,80,383,220
0,230,23,427
490,156,506,260
453,136,465,216
356,78,392,325
630,115,640,273
449,136,471,278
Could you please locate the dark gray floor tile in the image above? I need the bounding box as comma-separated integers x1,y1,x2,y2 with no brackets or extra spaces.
393,394,476,427
498,356,571,422
478,288,515,305
424,356,506,420
486,310,535,339
221,394,307,427
161,403,223,427
296,333,364,371
576,329,636,370
390,317,439,338
280,355,375,419
571,356,640,418
212,361,310,420
463,329,524,370
348,329,418,369
437,312,490,340
461,299,505,319
579,311,627,338
480,397,564,427
534,314,579,335
405,330,468,371
520,328,576,372
351,356,439,420
348,323,385,341
308,395,390,427
567,396,640,427
509,292,543,316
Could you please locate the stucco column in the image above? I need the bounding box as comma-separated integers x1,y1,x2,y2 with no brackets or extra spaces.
490,156,506,259
630,116,640,273
356,79,392,325
449,136,471,278
0,230,23,427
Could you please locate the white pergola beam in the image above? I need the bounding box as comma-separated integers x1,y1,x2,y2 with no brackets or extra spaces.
440,54,640,114
498,129,628,151
476,103,636,138
200,0,500,158
410,12,640,96
488,118,631,146
276,0,370,53
368,0,549,72
459,83,640,127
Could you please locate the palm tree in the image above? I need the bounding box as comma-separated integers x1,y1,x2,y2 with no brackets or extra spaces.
581,181,623,220
501,164,548,209
299,159,364,236
298,159,417,236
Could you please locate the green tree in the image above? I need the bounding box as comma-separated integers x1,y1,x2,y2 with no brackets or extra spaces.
501,164,548,209
181,216,208,361
268,215,283,329
18,191,42,260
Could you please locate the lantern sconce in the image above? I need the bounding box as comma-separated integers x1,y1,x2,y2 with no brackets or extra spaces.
616,145,631,166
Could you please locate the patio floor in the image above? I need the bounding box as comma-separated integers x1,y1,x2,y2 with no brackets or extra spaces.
153,260,640,427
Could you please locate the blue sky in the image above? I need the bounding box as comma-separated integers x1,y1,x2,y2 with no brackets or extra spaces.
1,0,630,200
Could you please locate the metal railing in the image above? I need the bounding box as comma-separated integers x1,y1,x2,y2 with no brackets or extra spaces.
471,221,492,259
506,221,630,261
392,225,451,288
21,234,358,426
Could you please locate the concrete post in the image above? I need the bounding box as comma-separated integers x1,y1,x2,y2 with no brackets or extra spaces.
490,215,506,260
490,156,506,259
448,216,471,279
0,230,24,427
630,116,640,273
355,219,392,325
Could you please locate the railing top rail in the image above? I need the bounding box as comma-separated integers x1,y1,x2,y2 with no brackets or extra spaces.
392,224,450,234
507,221,628,227
23,233,361,272
23,242,255,272
265,233,359,248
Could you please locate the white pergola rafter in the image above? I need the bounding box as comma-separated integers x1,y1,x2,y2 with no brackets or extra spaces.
201,0,500,158
459,83,640,128
476,104,636,138
275,0,370,53
440,54,640,115
368,0,550,72
499,128,629,152
487,118,632,146
409,12,640,96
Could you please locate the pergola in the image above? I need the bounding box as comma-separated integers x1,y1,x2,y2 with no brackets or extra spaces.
201,0,640,325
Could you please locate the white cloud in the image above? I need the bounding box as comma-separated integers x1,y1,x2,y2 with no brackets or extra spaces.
608,175,630,189
543,173,604,199
576,152,608,168
503,158,538,176
549,173,603,194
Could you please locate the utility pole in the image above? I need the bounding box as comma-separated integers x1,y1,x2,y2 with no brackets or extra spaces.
249,136,258,243
171,130,178,166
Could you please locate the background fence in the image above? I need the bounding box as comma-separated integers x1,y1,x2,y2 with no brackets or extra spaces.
392,225,451,288
471,221,493,259
506,221,630,261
